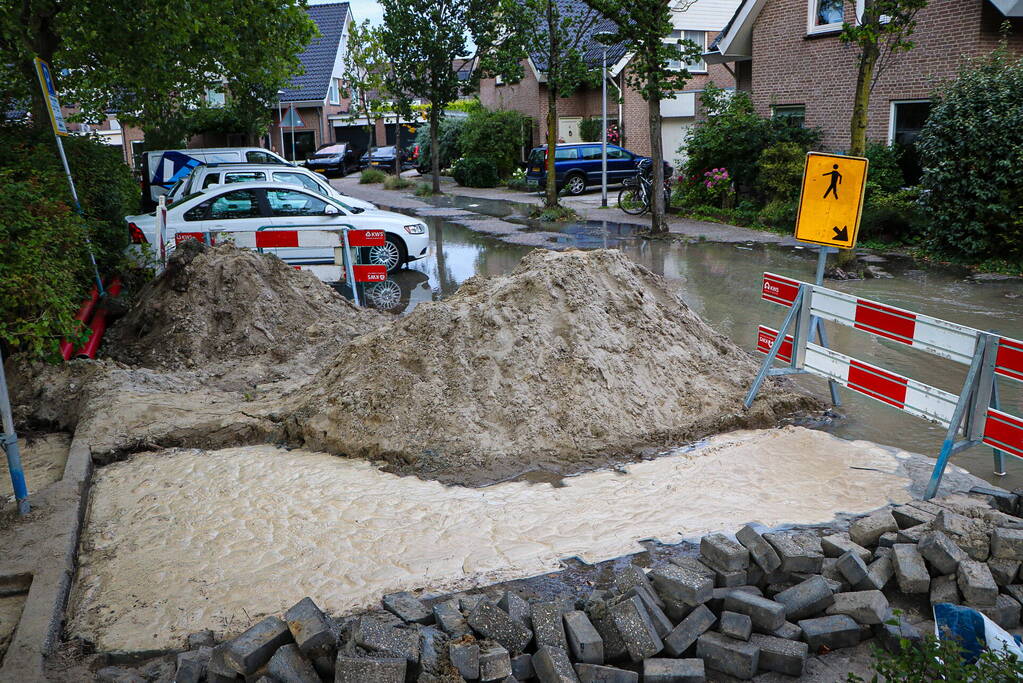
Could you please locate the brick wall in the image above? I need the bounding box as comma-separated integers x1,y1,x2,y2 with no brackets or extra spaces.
750,0,1023,151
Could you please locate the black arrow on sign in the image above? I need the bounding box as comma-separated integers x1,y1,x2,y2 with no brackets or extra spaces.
832,225,849,242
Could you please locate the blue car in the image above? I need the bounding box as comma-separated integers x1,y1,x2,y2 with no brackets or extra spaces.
525,143,664,196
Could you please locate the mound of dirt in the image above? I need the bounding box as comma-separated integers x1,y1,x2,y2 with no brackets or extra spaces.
286,249,820,485
106,241,388,369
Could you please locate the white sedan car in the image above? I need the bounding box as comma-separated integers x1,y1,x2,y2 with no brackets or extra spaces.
126,181,429,274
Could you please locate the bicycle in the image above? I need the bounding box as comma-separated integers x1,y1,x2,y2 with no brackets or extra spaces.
617,158,671,215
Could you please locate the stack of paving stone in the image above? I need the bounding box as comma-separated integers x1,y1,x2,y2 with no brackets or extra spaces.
149,490,1023,682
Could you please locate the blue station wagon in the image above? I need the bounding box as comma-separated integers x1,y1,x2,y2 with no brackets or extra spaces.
525,143,647,196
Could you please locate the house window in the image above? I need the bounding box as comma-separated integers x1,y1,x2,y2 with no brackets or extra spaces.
667,31,707,73
329,79,340,105
808,0,844,33
772,105,806,128
890,100,931,184
206,88,226,107
107,115,121,131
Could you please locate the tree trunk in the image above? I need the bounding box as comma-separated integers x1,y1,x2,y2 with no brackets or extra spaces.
395,118,402,176
849,45,878,157
648,95,667,234
544,87,559,209
430,110,441,194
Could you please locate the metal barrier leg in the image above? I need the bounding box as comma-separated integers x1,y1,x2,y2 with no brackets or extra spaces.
810,246,841,407
814,320,842,407
744,289,804,409
924,438,957,501
923,337,988,500
992,381,1006,476
0,350,29,515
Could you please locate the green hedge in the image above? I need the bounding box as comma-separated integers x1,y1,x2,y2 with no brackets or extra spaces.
0,125,138,356
917,46,1023,261
415,118,465,172
451,156,499,188
458,109,529,180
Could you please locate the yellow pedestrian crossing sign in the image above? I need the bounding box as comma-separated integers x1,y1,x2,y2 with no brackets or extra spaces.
794,152,869,249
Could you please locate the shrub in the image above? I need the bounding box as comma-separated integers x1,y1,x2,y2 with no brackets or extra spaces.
383,175,413,190
578,117,602,142
505,168,530,191
848,630,1023,681
450,156,500,188
359,168,387,184
682,85,821,200
415,117,465,173
529,205,579,222
864,142,904,196
860,188,925,243
917,45,1023,261
0,125,138,357
758,142,806,202
758,199,798,230
459,109,530,179
414,182,436,197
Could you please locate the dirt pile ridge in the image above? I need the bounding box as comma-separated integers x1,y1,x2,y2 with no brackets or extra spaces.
105,240,388,369
287,248,820,485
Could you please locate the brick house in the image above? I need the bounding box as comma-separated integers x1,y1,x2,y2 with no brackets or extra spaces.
478,0,740,167
270,1,355,161
705,0,1023,180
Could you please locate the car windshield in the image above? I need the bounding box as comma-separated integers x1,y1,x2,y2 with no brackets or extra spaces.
374,147,396,155
313,145,345,156
527,149,544,165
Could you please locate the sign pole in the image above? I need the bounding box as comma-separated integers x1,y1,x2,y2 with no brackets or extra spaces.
0,348,29,515
34,57,105,297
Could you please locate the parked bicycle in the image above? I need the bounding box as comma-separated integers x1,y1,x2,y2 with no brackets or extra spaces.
618,158,671,216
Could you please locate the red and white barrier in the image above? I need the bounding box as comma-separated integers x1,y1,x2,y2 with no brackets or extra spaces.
219,229,344,250
751,271,1023,499
761,272,1023,377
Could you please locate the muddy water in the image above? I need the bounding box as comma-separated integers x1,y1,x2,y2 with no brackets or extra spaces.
370,215,1023,489
70,427,915,651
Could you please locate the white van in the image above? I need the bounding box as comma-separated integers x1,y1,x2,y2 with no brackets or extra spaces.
141,147,290,208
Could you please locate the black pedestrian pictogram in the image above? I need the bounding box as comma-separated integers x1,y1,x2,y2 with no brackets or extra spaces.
833,225,849,241
822,164,842,199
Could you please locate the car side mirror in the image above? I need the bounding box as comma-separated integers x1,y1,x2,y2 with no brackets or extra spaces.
324,205,340,216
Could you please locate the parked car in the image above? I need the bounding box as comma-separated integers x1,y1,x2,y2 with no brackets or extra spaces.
524,143,670,196
304,143,358,177
359,146,406,172
126,181,429,274
164,163,375,211
141,147,289,209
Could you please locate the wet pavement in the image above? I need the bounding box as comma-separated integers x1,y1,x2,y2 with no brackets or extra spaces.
336,185,1023,491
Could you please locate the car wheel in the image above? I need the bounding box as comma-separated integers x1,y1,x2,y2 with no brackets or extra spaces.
369,234,405,273
364,279,402,312
564,173,586,196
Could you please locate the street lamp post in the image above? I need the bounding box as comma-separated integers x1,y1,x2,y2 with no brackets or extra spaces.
277,90,285,157
594,32,615,208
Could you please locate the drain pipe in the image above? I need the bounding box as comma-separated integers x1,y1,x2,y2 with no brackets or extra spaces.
60,285,101,360
74,278,123,359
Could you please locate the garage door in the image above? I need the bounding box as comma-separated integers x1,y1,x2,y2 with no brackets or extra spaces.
662,118,694,171
334,125,372,157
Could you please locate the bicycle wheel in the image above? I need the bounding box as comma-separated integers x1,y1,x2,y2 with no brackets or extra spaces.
618,184,648,215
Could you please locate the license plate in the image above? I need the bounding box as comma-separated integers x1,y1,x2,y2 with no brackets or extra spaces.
314,169,327,175
531,166,540,173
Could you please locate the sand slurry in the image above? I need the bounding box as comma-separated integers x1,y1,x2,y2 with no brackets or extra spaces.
68,426,913,652
287,249,818,485
1,433,69,500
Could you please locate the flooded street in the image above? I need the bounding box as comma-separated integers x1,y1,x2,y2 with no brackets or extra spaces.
358,208,1022,489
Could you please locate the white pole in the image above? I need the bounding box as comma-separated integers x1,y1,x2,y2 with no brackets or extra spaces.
291,108,296,162
601,45,608,208
278,98,284,155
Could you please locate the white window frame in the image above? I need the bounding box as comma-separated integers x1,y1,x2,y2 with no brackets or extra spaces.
887,98,931,145
329,79,340,105
666,31,707,73
806,0,865,35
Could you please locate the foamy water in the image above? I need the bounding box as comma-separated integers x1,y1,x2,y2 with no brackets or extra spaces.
69,426,914,652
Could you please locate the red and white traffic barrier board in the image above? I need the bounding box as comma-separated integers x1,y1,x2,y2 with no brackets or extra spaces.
760,272,1023,374
218,229,344,250
750,271,1023,499
347,229,386,247
757,326,958,426
352,265,387,283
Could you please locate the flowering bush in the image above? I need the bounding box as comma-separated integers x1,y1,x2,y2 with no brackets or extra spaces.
606,122,620,145
703,167,734,207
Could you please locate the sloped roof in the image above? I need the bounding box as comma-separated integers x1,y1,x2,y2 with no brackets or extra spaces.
528,0,628,73
704,0,762,62
281,2,350,102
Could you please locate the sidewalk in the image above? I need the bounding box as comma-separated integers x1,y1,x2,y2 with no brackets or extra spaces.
335,174,798,246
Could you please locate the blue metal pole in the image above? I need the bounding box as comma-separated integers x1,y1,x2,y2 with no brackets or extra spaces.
0,348,29,515
924,439,956,501
744,287,804,409
992,380,1006,476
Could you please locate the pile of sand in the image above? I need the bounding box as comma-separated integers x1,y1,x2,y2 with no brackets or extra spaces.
286,249,819,485
105,241,387,369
